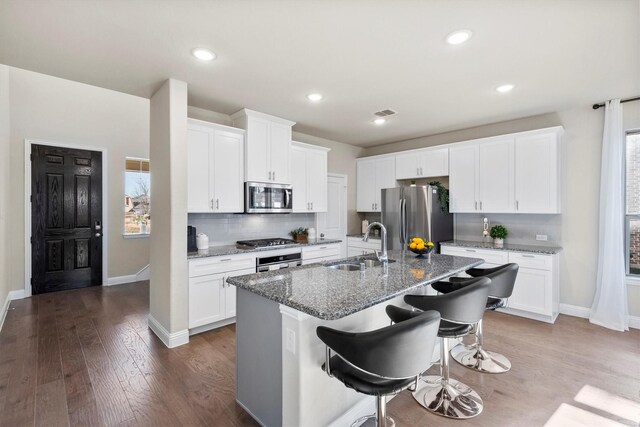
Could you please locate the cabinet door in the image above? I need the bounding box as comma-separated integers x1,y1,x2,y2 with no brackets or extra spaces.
395,152,420,180
245,117,270,182
357,159,376,212
449,144,479,213
478,137,515,213
187,127,213,212
213,130,244,213
189,274,225,328
225,268,254,318
420,147,449,177
307,149,328,212
508,268,551,315
291,147,308,212
269,122,292,184
515,132,559,213
374,156,397,211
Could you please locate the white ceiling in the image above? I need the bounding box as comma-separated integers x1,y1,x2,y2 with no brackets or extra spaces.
0,0,638,147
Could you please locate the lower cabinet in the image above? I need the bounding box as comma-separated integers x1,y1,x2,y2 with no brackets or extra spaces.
301,243,341,265
440,245,559,323
188,254,256,332
346,237,381,257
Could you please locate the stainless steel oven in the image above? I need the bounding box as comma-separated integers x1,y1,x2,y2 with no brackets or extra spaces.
256,251,302,272
245,181,293,213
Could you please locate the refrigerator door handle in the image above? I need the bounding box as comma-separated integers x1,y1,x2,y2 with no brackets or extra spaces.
398,198,404,244
402,198,408,243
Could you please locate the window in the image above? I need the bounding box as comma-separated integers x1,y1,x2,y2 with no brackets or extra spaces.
124,158,151,235
625,132,640,275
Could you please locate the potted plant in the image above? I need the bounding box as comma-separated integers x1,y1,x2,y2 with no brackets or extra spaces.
490,225,508,247
289,227,309,243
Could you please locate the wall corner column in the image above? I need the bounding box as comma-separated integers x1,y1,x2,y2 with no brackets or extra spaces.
149,78,189,347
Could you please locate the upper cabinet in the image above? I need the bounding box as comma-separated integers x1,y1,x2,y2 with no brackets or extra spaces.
449,127,562,214
357,156,396,212
230,109,295,185
395,146,448,180
187,119,245,213
291,142,330,212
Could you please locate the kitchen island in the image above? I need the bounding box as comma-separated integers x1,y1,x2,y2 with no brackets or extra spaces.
226,250,483,427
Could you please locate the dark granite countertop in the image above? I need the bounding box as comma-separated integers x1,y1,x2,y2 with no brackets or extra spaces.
226,250,483,320
441,240,562,255
187,239,342,259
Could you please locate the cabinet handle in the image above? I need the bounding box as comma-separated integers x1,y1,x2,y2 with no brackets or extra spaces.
216,198,219,209
311,202,313,210
220,258,232,262
420,167,423,175
465,249,477,252
273,171,276,181
268,171,272,180
516,200,519,211
521,254,535,258
475,201,477,210
417,167,420,176
320,246,328,249
480,201,483,210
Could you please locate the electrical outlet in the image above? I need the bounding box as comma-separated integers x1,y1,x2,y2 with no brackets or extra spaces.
286,328,296,354
536,234,548,241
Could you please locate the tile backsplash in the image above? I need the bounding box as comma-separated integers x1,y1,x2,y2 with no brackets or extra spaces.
188,213,316,246
454,213,561,246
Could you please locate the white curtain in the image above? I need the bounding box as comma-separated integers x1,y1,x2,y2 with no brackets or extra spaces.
590,99,629,331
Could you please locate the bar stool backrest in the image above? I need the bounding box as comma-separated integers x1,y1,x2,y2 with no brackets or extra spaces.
469,263,519,299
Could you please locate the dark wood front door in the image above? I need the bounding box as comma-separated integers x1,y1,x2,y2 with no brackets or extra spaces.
31,144,103,294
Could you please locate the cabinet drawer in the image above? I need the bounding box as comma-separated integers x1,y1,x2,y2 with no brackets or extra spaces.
302,244,341,260
508,252,552,271
441,246,509,265
189,255,256,278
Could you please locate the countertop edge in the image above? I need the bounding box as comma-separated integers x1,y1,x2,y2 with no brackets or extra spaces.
441,240,562,255
187,239,343,259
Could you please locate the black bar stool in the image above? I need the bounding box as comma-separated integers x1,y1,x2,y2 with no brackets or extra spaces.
391,277,491,419
433,263,519,374
317,308,441,427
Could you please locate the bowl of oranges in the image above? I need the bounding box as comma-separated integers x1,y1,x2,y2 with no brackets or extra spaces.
408,237,435,257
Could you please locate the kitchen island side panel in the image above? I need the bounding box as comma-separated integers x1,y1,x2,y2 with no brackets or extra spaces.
236,288,283,427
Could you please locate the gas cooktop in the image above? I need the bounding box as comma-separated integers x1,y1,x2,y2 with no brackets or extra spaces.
236,238,298,249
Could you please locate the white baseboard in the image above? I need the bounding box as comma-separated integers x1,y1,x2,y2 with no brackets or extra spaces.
559,303,640,330
106,274,137,286
147,314,189,348
136,264,150,281
1,290,27,333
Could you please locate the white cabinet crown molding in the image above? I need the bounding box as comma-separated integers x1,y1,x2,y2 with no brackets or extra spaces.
292,141,331,152
230,108,296,127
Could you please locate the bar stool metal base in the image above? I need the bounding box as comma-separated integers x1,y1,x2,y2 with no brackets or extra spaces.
352,414,396,427
412,376,483,419
450,342,512,373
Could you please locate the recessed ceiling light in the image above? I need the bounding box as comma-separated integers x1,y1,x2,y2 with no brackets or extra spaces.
191,48,216,61
446,29,473,45
496,84,515,93
373,118,386,125
307,93,323,102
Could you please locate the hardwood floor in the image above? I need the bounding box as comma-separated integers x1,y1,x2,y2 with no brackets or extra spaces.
0,282,638,426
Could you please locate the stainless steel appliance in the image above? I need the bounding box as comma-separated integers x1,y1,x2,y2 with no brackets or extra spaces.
255,251,303,272
236,238,298,249
245,182,293,213
381,185,453,252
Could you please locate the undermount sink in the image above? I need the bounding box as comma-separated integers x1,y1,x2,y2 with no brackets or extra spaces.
326,263,361,271
325,259,396,271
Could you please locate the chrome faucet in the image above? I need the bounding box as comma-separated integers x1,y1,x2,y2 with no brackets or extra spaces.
363,222,388,264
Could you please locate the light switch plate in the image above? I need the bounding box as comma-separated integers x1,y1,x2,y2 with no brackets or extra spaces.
536,234,548,241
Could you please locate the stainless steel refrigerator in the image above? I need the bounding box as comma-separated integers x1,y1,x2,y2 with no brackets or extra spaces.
381,186,453,252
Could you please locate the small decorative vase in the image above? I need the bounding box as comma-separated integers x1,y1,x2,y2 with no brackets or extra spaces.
140,223,148,234
494,238,504,247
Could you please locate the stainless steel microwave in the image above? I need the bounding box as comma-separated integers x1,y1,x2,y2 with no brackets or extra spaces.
245,182,293,213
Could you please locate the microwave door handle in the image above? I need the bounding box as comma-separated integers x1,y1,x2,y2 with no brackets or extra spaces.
285,189,290,209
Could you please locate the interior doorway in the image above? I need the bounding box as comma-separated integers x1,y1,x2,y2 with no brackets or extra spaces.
317,173,348,257
30,144,103,294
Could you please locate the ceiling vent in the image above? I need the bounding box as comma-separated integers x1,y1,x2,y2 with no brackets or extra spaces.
374,109,397,117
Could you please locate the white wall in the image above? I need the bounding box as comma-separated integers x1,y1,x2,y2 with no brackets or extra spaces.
6,66,150,293
362,104,640,317
0,65,10,311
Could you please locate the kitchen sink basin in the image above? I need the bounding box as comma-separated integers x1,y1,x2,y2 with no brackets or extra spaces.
362,259,396,268
326,263,361,271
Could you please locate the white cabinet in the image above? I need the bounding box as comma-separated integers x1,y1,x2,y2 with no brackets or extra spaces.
291,142,329,213
188,254,256,332
449,136,514,213
395,147,448,180
440,245,559,323
356,156,396,212
187,120,244,213
514,131,561,213
449,127,562,214
231,109,295,184
346,237,381,257
301,243,341,265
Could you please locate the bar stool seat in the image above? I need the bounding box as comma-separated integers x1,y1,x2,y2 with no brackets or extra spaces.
438,320,473,337
322,356,416,396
